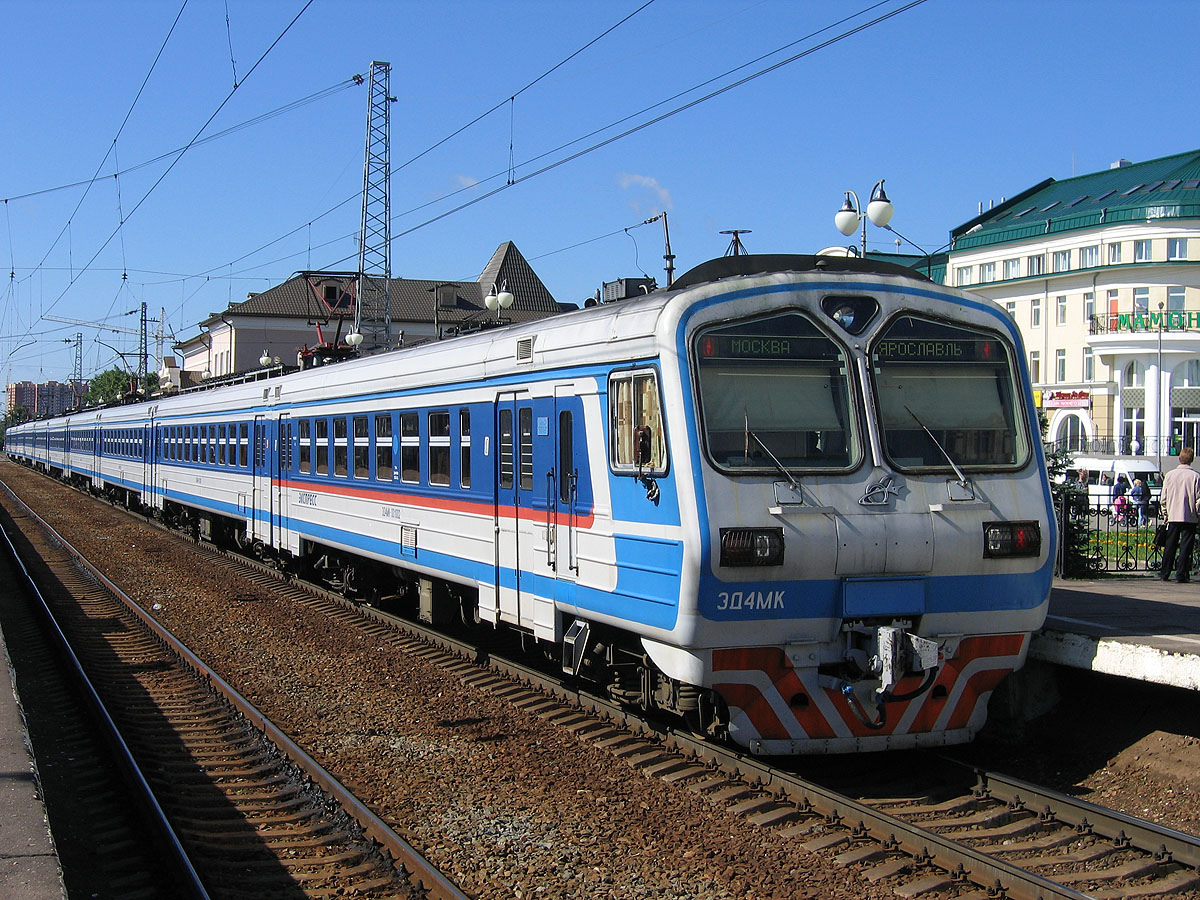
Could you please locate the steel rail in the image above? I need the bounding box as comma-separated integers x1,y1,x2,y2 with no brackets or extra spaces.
273,571,1094,900
968,764,1200,868
1,483,471,900
0,499,211,900
11,467,1193,900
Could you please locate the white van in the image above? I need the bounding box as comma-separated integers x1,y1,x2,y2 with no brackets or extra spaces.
1064,456,1163,508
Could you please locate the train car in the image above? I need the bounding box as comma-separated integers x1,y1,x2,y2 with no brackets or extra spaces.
7,253,1055,754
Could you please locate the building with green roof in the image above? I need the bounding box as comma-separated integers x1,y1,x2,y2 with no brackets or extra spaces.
940,149,1200,467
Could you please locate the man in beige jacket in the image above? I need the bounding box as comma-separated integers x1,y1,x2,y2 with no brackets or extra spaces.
1159,447,1200,583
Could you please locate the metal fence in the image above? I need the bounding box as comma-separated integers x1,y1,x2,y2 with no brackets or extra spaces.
1054,493,1189,577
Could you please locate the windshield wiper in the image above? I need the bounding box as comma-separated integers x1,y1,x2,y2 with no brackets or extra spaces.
744,412,800,490
904,405,969,488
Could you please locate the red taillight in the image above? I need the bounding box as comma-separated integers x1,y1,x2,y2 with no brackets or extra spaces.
983,521,1041,558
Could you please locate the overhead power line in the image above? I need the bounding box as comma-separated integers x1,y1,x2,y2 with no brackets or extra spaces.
2,76,363,205
5,0,316,372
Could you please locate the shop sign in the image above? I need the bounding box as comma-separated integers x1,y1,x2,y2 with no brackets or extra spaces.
1043,390,1090,408
1114,311,1200,332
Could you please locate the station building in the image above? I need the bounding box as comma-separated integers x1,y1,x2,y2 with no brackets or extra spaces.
940,149,1200,464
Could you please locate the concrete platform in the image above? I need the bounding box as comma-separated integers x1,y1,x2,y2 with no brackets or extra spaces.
1033,576,1200,691
0,623,64,899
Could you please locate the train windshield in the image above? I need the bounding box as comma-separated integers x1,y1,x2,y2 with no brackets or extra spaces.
694,312,859,470
870,315,1028,469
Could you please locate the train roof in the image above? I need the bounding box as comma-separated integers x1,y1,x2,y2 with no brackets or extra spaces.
669,253,930,291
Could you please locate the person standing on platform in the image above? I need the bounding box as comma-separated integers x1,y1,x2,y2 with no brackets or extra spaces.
1159,446,1200,583
1131,478,1149,526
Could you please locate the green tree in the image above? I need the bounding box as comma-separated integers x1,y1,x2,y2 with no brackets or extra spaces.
83,368,135,405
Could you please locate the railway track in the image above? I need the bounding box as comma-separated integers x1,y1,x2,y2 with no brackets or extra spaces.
5,464,1200,899
155,518,1200,899
0,483,469,900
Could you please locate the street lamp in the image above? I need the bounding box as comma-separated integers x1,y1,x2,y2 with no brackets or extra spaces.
834,179,894,256
484,280,514,322
1157,300,1164,473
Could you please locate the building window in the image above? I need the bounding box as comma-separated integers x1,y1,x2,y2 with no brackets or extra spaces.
1122,404,1145,452
1083,347,1094,382
1180,360,1200,386
1133,287,1149,313
1029,351,1041,383
955,266,973,286
1135,239,1152,262
1056,349,1067,382
1056,295,1068,325
979,261,996,283
1079,245,1099,268
1031,297,1042,328
1005,301,1017,318
1169,286,1186,312
1083,292,1095,322
1168,238,1188,260
1027,254,1045,276
1125,360,1145,387
1003,258,1021,279
1108,242,1123,265
1052,250,1071,273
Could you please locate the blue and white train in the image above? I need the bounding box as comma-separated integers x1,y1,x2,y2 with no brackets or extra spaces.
6,254,1055,754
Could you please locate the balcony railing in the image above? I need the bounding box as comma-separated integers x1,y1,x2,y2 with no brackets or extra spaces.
1045,435,1184,458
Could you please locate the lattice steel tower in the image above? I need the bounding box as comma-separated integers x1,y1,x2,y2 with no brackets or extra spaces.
137,301,148,385
354,61,394,352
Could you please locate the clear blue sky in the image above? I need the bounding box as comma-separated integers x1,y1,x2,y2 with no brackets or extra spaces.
3,0,1199,386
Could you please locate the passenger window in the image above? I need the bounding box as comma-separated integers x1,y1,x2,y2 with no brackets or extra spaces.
459,409,471,489
375,415,393,482
315,418,329,476
298,419,311,474
400,413,420,483
353,415,369,478
609,369,667,472
334,417,348,477
518,407,533,490
429,411,450,486
559,410,573,503
499,409,513,490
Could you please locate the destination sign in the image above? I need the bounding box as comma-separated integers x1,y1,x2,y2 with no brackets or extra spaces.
873,338,1001,362
697,333,841,363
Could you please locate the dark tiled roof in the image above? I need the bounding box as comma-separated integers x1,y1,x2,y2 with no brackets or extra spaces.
953,149,1200,251
221,241,559,328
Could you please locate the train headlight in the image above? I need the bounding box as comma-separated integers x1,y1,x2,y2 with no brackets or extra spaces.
982,521,1041,558
720,527,785,567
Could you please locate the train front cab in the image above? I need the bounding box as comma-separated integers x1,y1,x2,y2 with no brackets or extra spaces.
665,268,1054,754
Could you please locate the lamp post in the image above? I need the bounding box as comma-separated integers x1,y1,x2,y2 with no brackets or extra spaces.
834,179,894,256
1157,300,1164,473
484,280,514,324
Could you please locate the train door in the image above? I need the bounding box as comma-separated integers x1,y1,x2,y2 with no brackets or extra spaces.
252,415,272,544
494,391,556,634
143,421,155,509
552,386,580,606
93,418,102,485
275,415,292,551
